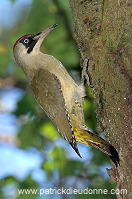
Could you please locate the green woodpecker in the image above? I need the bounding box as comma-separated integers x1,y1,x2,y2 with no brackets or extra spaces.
13,24,120,166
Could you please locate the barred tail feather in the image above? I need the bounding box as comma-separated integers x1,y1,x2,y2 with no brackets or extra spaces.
75,129,120,167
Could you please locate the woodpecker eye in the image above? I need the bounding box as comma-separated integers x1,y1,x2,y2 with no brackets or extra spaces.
24,38,29,43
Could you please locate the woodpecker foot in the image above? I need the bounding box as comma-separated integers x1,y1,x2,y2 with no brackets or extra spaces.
81,57,93,88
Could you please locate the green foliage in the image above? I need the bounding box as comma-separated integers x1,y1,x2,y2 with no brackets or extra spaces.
17,176,39,199
14,93,37,116
18,119,41,149
10,0,16,3
41,123,59,140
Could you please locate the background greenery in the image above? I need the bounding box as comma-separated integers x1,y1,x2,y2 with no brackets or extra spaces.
0,0,117,198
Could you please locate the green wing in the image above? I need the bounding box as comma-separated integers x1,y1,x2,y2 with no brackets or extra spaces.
31,68,81,157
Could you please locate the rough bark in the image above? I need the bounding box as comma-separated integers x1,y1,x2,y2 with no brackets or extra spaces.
69,0,132,198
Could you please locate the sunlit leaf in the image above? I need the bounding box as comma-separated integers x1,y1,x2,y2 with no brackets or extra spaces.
41,123,59,140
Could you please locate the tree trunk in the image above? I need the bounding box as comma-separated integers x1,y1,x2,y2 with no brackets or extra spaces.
69,0,132,198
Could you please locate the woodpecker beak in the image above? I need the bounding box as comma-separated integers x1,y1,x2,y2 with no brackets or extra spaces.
34,24,57,40
32,24,57,52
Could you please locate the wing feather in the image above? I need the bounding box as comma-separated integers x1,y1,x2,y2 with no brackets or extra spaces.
31,68,81,157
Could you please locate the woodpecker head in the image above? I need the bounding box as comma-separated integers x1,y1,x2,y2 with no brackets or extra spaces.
13,24,57,55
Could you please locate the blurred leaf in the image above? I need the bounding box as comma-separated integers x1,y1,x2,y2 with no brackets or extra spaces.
62,160,84,177
17,175,39,199
0,51,11,75
91,146,111,166
18,119,44,149
0,189,5,199
41,123,59,140
10,0,16,3
0,44,6,53
42,161,55,180
14,93,37,116
43,147,67,179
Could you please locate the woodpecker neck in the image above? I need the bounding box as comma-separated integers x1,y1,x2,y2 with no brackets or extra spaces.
14,49,37,82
